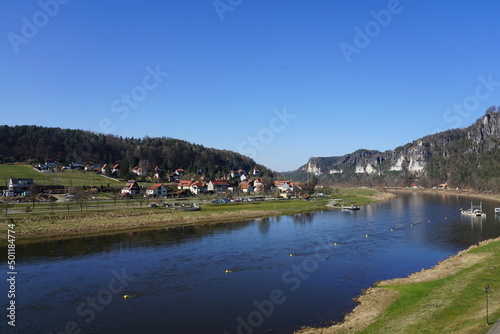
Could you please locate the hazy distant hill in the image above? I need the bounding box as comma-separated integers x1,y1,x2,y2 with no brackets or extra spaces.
0,125,271,179
290,106,500,191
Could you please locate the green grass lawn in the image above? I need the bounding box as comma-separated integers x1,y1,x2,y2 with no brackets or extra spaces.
338,188,379,205
358,240,500,334
0,163,122,187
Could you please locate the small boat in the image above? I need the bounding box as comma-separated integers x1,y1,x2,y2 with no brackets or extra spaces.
495,208,500,215
341,205,360,211
460,202,485,217
173,204,201,211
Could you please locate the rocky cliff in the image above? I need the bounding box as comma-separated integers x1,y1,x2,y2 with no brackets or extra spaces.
296,106,500,190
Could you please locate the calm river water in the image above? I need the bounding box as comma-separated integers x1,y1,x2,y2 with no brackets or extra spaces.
3,192,500,334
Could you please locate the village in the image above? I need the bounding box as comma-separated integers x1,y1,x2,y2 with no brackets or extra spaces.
1,160,310,204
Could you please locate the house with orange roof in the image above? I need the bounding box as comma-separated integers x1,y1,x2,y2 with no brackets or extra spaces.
190,181,207,195
177,180,194,190
239,180,254,193
208,180,229,193
274,180,291,191
153,166,164,179
254,178,265,194
121,180,140,196
146,183,167,197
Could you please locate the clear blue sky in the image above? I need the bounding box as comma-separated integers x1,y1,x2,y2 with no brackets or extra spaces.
2,0,500,171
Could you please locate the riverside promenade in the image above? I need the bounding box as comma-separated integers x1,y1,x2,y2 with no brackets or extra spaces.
488,320,500,334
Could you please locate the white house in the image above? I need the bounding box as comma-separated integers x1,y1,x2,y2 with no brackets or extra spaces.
274,181,291,192
189,181,207,195
177,180,194,190
254,178,265,194
8,178,35,196
207,180,229,193
112,164,120,173
146,183,167,197
121,180,140,196
239,181,253,193
132,166,147,177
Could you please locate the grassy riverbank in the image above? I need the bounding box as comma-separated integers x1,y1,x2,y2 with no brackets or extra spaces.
0,188,395,244
297,208,500,334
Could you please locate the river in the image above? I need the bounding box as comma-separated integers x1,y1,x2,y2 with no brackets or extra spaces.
3,192,500,334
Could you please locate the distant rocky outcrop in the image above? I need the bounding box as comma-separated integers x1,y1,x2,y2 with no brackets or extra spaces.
293,106,500,191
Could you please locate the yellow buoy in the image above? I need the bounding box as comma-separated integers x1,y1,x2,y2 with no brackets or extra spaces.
225,270,232,273
289,254,294,257
123,295,130,299
365,234,369,238
334,242,338,246
390,228,394,231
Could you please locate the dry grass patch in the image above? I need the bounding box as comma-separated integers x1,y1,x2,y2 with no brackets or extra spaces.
296,288,400,334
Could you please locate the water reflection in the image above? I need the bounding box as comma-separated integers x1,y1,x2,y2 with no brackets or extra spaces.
5,192,500,334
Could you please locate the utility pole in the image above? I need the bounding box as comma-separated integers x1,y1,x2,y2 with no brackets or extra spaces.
484,285,490,325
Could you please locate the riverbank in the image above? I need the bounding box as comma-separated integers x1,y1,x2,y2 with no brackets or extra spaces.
0,188,396,244
297,233,500,333
386,187,500,203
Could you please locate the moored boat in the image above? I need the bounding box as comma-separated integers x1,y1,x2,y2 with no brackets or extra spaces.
173,204,201,211
341,205,360,210
460,202,485,217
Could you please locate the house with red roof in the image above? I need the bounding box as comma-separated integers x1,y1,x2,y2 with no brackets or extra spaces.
177,180,194,190
153,166,164,179
190,181,207,195
274,180,291,191
146,183,167,197
132,166,147,177
207,180,229,193
254,178,265,194
121,180,140,196
239,180,254,193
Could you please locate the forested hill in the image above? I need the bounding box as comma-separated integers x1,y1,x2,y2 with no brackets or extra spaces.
0,125,271,177
291,106,500,191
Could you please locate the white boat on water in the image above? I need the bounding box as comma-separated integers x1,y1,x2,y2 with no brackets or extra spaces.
461,202,486,217
495,208,500,215
341,205,360,211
